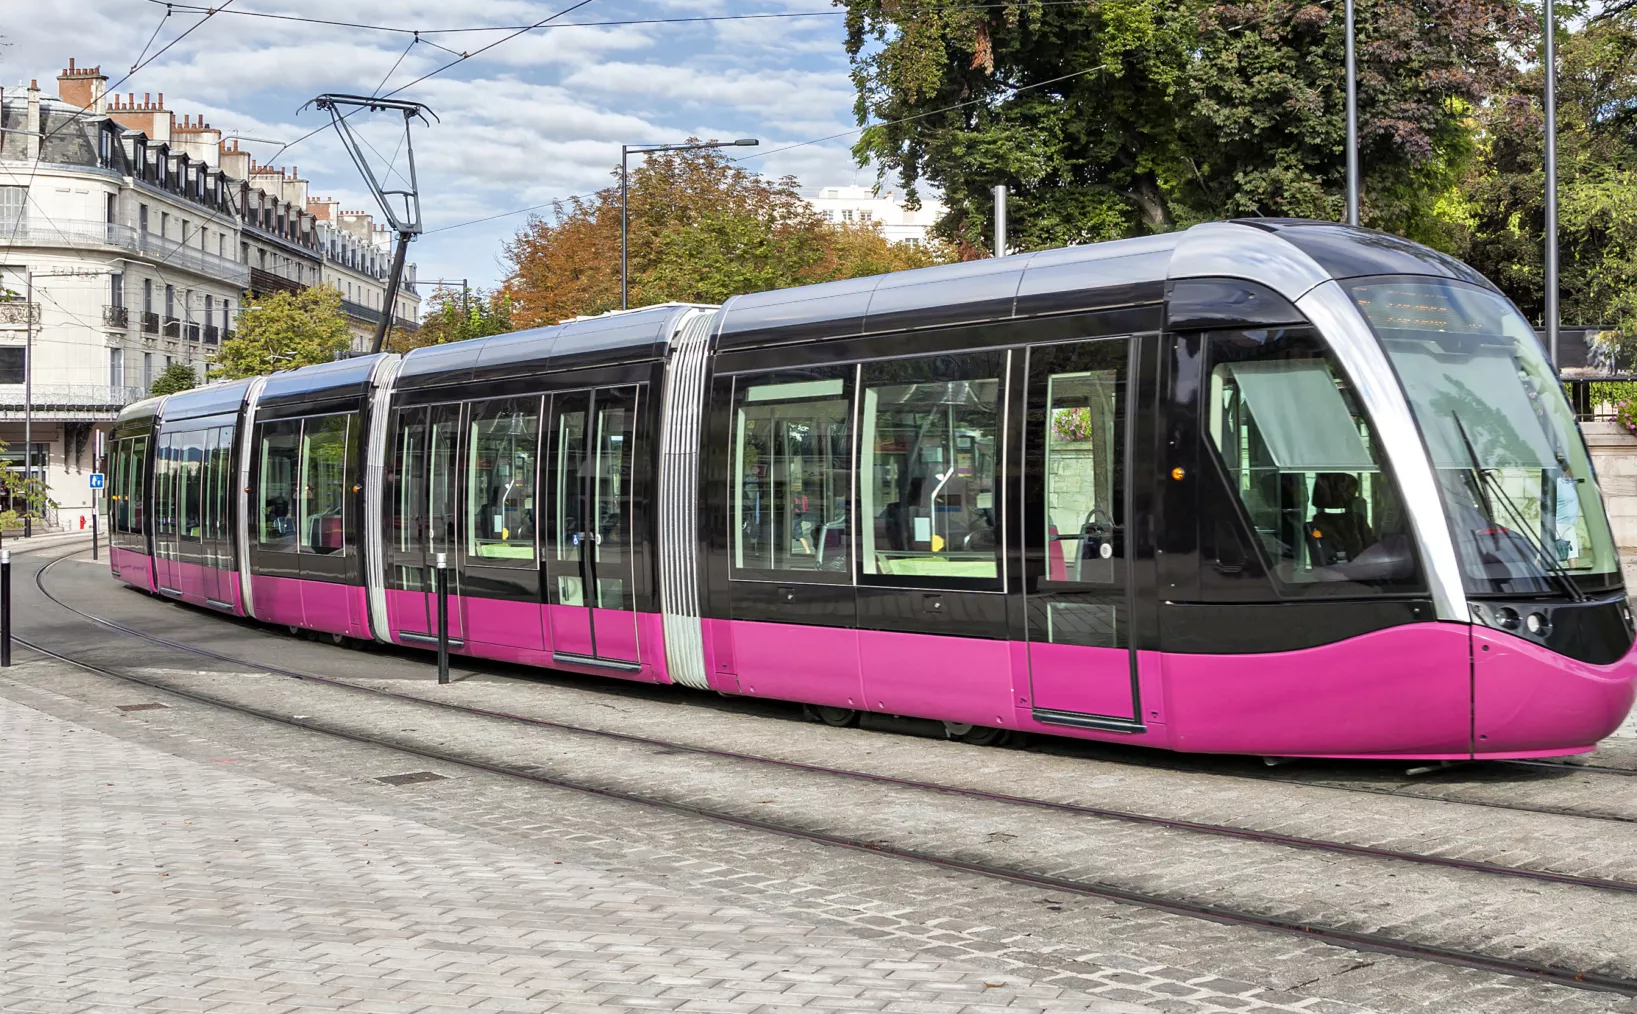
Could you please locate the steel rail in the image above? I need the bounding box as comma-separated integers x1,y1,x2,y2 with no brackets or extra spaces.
29,551,1637,893
9,618,1637,999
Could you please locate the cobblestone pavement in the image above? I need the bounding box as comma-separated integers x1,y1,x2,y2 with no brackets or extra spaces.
6,549,1637,1013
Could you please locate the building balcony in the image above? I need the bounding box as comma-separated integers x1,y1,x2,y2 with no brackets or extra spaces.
2,219,251,287
0,383,150,420
102,305,130,329
140,310,160,334
204,324,220,345
0,301,40,330
249,267,305,297
162,317,180,338
340,297,419,333
185,322,201,343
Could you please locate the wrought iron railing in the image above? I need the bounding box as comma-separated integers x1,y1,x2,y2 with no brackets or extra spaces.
141,310,160,334
0,219,251,287
162,317,180,338
185,322,200,342
1567,377,1637,423
102,305,129,329
204,324,220,345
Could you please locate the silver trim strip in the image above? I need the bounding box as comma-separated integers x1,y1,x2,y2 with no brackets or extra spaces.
235,377,267,618
1296,281,1467,621
656,308,717,690
1167,221,1333,302
363,355,404,644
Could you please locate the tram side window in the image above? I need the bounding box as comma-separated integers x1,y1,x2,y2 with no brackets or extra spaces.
732,369,852,577
859,351,1005,582
1205,328,1420,592
110,439,128,532
127,435,146,533
468,399,538,565
257,421,301,551
299,414,350,556
179,430,205,539
153,435,174,537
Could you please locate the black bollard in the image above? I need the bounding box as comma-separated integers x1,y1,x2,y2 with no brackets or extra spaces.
2,549,12,668
435,551,450,685
91,513,99,561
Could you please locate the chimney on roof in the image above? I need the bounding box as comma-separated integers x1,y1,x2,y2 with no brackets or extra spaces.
25,79,40,161
56,58,107,113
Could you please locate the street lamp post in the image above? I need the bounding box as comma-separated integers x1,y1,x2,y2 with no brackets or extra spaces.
621,138,758,310
1545,0,1560,367
1344,0,1360,227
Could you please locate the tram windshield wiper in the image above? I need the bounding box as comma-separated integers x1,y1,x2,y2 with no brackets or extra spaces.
1451,413,1585,603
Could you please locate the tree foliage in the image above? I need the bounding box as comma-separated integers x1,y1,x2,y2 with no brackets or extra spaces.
503,146,952,328
212,285,353,379
147,361,198,397
841,0,1529,250
389,285,514,352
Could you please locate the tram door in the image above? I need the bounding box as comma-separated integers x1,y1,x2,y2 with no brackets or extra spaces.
544,386,641,670
153,433,181,593
1022,338,1140,727
198,427,236,607
385,404,466,641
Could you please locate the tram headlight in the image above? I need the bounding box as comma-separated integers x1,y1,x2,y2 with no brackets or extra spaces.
1525,612,1551,637
1495,606,1520,631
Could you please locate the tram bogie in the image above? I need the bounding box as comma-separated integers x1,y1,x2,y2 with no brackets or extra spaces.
106,219,1637,759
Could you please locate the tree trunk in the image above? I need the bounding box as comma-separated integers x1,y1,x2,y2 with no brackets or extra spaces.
1128,173,1173,231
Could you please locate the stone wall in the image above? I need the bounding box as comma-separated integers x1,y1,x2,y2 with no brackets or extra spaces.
1583,421,1637,591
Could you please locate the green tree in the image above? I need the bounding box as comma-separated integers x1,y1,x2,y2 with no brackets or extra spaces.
212,285,352,379
1457,10,1637,360
841,0,1528,252
147,360,198,397
389,285,513,352
503,146,952,326
0,438,56,530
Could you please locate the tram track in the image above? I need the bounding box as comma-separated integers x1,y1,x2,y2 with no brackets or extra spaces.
10,547,1637,999
13,599,1637,999
29,549,1637,893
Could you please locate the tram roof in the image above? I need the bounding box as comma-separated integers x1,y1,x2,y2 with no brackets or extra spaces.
392,303,707,392
257,353,393,415
714,219,1493,350
154,377,256,423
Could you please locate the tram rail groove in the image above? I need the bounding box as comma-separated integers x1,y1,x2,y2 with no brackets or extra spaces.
32,551,1637,898
11,626,1637,1001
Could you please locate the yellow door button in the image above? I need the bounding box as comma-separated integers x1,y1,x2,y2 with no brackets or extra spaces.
1170,467,1186,481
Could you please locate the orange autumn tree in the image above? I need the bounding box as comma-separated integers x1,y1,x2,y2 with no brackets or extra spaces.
503,145,950,328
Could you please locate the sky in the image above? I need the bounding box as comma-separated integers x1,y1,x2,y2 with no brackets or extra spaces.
3,0,885,299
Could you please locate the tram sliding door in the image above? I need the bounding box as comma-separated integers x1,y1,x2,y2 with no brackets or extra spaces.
545,386,642,670
153,432,181,593
384,404,466,643
1023,338,1140,727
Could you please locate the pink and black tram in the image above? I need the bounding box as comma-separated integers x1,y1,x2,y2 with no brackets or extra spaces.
106,220,1637,759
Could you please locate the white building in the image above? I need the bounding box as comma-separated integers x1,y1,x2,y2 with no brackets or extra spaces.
807,186,944,246
0,58,420,528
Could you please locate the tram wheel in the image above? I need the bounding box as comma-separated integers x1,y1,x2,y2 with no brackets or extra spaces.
943,721,1013,747
287,625,303,638
805,704,860,728
326,632,347,648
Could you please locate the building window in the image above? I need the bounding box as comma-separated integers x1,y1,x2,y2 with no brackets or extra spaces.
143,352,154,390
841,209,854,222
0,347,24,385
109,348,124,389
164,285,175,319
105,193,118,225
139,204,149,234
160,211,169,239
860,210,872,222
0,186,26,230
143,278,153,313
110,273,124,309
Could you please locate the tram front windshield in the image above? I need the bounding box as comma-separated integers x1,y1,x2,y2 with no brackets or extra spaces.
1350,277,1621,597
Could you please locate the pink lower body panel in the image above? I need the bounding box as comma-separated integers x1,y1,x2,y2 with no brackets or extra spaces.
109,546,155,593
250,575,369,639
1162,623,1475,757
1474,627,1637,755
164,559,243,615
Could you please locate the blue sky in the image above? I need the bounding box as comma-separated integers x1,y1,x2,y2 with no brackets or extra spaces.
8,0,883,296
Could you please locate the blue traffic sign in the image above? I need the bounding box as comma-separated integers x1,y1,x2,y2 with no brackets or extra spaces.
88,473,105,489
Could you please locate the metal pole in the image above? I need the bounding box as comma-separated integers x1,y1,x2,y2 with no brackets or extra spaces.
2,549,12,667
23,273,32,538
992,184,1008,257
369,231,411,356
620,145,630,311
1545,0,1560,368
1345,0,1360,227
91,510,98,561
435,550,449,685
